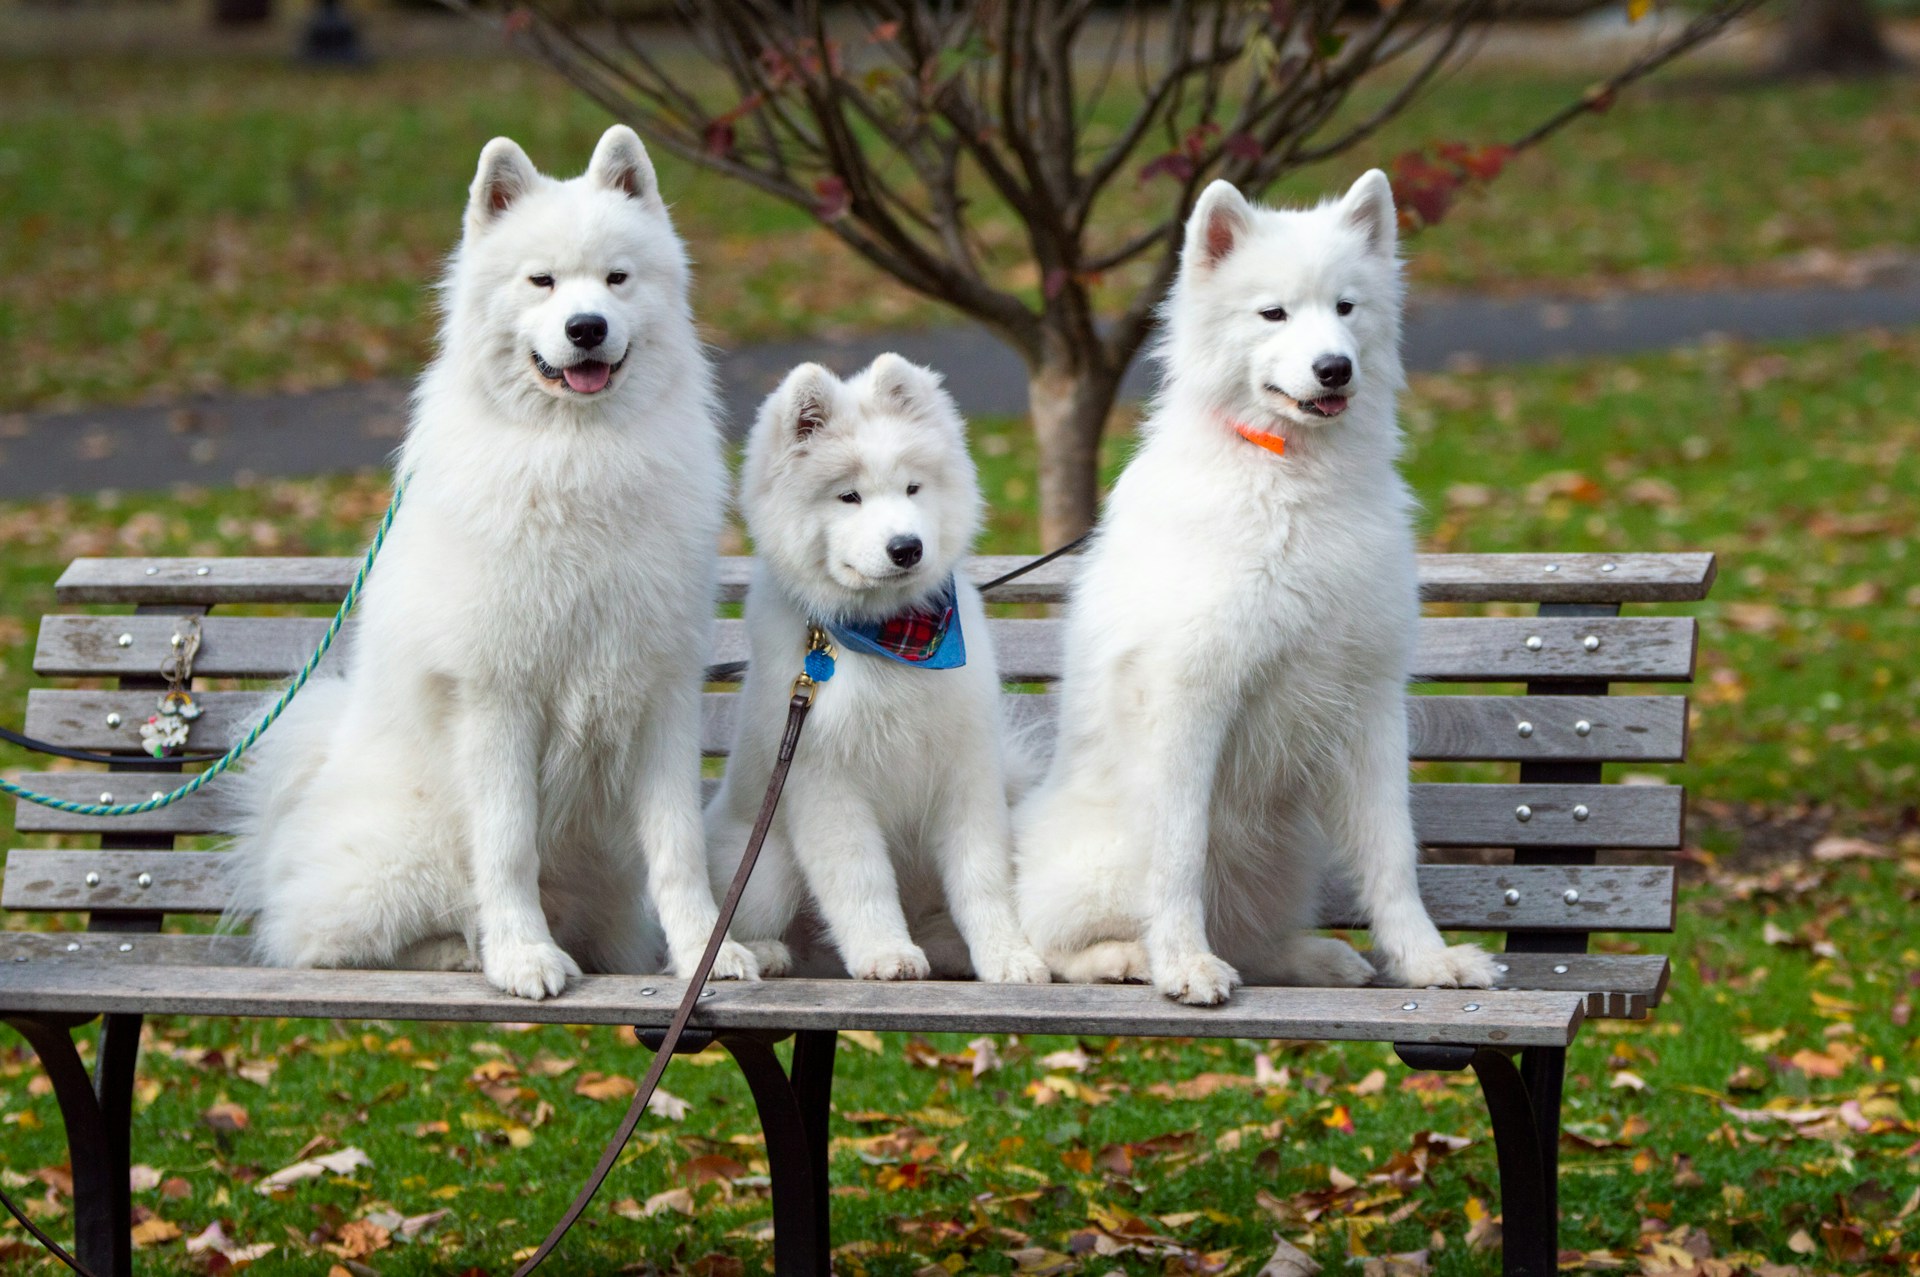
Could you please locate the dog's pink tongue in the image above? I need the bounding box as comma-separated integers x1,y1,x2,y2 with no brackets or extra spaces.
1316,395,1348,416
563,361,611,394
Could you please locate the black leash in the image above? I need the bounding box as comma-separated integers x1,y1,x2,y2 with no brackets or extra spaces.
0,724,225,767
0,1182,97,1275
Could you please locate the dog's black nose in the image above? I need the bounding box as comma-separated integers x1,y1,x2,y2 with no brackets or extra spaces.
1313,355,1353,388
565,313,609,350
887,535,923,569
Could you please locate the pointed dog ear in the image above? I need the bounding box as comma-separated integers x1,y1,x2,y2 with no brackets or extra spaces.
587,124,659,204
467,137,539,232
865,353,949,419
1184,180,1252,272
1339,168,1397,257
777,363,840,443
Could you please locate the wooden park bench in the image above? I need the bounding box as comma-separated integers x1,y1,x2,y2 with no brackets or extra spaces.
0,549,1714,1276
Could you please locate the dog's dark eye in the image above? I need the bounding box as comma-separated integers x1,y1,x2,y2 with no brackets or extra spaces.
838,491,861,505
906,483,920,496
607,271,628,286
1336,300,1355,316
529,274,554,289
1259,306,1288,322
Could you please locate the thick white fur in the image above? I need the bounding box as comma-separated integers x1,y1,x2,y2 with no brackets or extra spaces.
1012,172,1498,1006
706,355,1049,985
224,126,758,1000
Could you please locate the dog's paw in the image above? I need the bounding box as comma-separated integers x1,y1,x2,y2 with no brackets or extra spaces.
1288,935,1377,988
705,939,763,982
1387,942,1500,989
848,945,931,981
1154,950,1241,1006
1052,939,1151,985
744,940,793,977
973,942,1052,985
483,939,582,1001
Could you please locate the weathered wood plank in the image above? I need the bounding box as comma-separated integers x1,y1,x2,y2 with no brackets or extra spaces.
57,552,1716,607
0,932,1666,1019
4,850,1675,932
0,959,1584,1045
34,613,1697,684
30,689,1686,765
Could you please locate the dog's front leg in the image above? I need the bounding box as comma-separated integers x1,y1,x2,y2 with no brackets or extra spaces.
933,784,1050,984
458,688,581,1000
634,685,761,982
786,785,927,980
1325,692,1496,989
1137,671,1243,1006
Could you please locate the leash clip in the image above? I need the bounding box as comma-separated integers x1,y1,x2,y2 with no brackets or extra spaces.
792,625,836,703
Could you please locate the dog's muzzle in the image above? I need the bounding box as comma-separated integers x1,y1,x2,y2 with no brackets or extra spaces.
533,349,628,395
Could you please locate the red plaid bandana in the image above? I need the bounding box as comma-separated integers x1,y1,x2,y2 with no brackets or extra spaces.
823,577,967,670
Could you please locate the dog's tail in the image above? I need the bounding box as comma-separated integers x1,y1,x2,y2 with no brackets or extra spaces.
217,676,354,932
1000,697,1051,807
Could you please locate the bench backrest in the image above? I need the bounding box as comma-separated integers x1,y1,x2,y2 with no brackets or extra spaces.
6,551,1712,1013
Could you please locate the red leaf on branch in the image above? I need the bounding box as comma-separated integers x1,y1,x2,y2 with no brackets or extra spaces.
1139,152,1195,184
1224,132,1264,162
704,121,736,158
501,7,532,36
813,175,851,221
1042,268,1072,300
869,20,901,42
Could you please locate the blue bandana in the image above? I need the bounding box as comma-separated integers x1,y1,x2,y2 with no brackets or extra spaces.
820,577,966,672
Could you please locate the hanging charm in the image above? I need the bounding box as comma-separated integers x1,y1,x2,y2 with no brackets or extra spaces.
143,619,204,759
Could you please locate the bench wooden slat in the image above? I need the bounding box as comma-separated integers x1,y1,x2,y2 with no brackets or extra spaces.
0,955,1584,1046
9,771,1682,847
0,933,1668,1019
34,614,1698,684
57,552,1717,607
27,688,1688,764
2,850,1676,932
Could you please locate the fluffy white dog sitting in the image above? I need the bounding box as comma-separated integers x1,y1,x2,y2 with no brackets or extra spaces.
1014,172,1498,1006
225,125,758,999
706,355,1049,986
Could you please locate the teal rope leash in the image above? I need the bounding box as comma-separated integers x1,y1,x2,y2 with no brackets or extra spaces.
0,477,407,818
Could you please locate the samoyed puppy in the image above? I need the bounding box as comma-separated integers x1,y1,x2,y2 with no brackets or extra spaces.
224,125,759,999
705,355,1050,986
1012,172,1498,1006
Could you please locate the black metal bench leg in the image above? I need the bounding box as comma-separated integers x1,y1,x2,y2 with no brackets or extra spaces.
719,1033,827,1277
5,1014,132,1277
788,1029,837,1263
1519,1046,1565,1230
1471,1047,1558,1277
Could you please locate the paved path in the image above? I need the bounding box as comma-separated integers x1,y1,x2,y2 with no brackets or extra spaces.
5,270,1919,499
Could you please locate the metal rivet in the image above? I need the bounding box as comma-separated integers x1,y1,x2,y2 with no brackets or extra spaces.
1463,1003,1481,1012
65,942,80,953
118,943,133,953
1495,963,1509,974
99,792,113,804
1503,888,1521,905
700,988,716,999
1544,564,1559,573
640,987,656,997
137,872,153,888
150,792,164,802
170,633,183,648
1401,1001,1418,1011
1516,721,1534,738
1553,963,1570,975
1524,635,1543,651
1515,805,1532,822
1563,889,1580,905
84,872,101,887
106,712,123,728
116,633,133,648
1582,634,1601,652
195,566,210,577
1601,563,1617,573
145,566,159,576
1572,805,1590,822
11,955,26,963
1574,720,1592,737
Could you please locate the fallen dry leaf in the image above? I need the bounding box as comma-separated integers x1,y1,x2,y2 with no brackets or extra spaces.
130,1216,181,1247
255,1146,372,1195
1258,1235,1322,1277
574,1071,637,1101
201,1101,249,1132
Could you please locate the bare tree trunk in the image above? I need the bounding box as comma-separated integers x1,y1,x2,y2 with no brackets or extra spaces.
1780,0,1898,74
1027,351,1122,550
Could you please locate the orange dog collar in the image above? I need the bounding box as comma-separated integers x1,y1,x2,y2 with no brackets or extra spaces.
1230,419,1287,458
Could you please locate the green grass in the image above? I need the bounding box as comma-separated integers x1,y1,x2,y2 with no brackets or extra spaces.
4,55,1920,411
2,327,1918,1271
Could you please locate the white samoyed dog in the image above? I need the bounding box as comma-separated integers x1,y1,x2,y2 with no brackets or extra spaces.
225,125,760,999
1012,172,1498,1006
705,355,1050,986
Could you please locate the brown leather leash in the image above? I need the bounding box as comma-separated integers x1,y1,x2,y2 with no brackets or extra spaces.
513,683,816,1275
